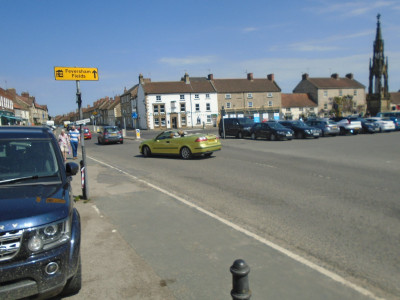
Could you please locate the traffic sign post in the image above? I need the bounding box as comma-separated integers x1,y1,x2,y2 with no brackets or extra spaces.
55,66,99,200
54,67,99,81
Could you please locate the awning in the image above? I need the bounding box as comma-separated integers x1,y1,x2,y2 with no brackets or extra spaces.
0,115,22,121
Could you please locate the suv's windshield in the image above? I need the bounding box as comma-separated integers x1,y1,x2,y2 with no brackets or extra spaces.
291,121,307,127
0,139,60,183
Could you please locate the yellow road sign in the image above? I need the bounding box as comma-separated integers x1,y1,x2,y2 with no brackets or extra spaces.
54,67,99,81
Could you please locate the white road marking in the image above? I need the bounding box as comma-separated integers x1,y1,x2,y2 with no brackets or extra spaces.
92,204,103,216
87,155,384,300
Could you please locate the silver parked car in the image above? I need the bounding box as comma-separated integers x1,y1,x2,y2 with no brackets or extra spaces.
97,126,124,145
305,119,340,137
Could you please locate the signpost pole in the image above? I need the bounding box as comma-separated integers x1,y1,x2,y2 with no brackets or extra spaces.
76,80,89,200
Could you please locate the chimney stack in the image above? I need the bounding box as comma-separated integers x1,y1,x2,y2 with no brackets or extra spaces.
183,72,190,84
7,89,16,96
139,74,144,85
208,74,214,80
331,73,339,80
267,74,274,81
302,73,309,80
345,73,354,80
247,73,253,80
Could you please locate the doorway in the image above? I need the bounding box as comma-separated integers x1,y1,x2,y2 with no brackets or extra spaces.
171,115,178,128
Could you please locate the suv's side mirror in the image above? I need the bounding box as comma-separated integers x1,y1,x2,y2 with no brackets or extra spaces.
66,162,79,176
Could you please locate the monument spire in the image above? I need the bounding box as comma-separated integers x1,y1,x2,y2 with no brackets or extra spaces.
367,14,390,115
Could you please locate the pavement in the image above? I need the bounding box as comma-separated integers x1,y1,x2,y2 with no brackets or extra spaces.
66,159,176,300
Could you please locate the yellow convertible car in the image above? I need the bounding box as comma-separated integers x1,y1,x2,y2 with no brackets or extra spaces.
139,130,221,159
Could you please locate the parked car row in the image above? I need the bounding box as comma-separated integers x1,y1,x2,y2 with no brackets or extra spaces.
219,116,398,141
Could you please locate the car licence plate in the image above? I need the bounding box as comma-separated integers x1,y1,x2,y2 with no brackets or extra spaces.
313,132,319,136
286,133,292,137
110,133,117,136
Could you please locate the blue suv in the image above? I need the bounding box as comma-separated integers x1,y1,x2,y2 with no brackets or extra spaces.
0,127,81,299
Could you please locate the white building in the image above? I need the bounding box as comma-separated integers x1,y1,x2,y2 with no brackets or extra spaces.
136,73,219,130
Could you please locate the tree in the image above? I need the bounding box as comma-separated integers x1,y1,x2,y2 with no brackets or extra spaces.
332,96,354,117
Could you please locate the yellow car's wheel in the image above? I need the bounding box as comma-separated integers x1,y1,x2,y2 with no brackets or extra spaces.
180,147,192,159
142,146,151,157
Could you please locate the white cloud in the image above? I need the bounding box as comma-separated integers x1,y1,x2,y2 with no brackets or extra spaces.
291,44,340,52
287,30,373,52
311,0,397,16
242,27,258,33
159,56,216,66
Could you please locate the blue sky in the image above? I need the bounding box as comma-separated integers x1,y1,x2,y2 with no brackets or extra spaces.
1,0,399,116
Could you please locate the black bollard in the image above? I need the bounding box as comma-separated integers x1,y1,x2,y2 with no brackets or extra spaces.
230,259,251,300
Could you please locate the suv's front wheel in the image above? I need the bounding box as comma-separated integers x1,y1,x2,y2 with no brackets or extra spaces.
61,256,82,296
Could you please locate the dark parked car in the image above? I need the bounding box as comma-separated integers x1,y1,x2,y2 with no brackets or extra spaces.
97,126,123,144
305,119,340,137
348,117,380,134
278,120,322,139
0,126,81,299
219,117,254,138
250,122,294,141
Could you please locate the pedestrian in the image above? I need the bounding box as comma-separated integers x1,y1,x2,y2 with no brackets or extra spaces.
69,125,80,160
58,129,70,162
